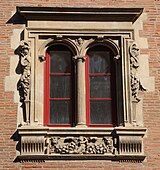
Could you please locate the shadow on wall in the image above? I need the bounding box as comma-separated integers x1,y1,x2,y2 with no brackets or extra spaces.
6,12,26,162
10,130,21,162
7,9,26,25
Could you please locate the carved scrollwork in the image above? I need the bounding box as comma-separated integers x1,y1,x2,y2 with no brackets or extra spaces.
48,136,114,155
129,42,146,102
17,41,31,125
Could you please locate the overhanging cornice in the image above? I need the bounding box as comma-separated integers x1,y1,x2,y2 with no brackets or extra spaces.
17,6,143,23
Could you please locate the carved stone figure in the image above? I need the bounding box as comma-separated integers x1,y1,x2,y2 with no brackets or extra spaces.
17,41,31,125
75,37,84,47
129,42,146,102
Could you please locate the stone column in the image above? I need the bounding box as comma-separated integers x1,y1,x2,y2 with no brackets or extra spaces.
73,55,86,127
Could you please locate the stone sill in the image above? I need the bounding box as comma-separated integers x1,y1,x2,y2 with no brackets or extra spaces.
18,126,146,135
18,126,115,135
17,126,146,162
17,155,145,162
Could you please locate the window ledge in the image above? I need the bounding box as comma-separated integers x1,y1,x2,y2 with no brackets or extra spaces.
17,126,146,162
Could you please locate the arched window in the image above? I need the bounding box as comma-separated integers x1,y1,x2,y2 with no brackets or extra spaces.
86,45,117,127
44,44,75,126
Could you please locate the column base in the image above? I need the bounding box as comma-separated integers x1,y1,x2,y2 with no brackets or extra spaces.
76,124,87,128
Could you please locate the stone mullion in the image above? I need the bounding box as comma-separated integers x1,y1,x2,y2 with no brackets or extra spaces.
73,55,87,127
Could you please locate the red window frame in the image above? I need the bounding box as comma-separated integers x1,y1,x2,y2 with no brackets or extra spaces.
44,46,74,127
85,46,117,127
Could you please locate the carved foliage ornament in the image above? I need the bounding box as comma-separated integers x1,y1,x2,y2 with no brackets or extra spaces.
48,136,114,155
129,42,146,102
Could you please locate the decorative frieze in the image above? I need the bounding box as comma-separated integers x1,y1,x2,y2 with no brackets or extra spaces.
48,136,114,155
17,127,146,162
129,42,146,102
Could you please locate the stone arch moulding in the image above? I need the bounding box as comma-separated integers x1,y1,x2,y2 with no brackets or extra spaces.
14,6,147,162
38,37,79,62
82,38,120,60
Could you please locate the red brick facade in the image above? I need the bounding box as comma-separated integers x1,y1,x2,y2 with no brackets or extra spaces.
0,0,160,169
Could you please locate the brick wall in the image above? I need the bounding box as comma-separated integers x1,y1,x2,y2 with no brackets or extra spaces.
0,0,160,169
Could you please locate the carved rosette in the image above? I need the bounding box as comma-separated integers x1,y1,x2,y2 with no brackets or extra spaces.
48,136,114,155
129,42,146,102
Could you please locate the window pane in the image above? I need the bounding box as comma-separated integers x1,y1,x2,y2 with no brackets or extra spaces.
50,100,71,124
50,76,71,98
89,51,111,73
90,100,112,124
90,76,111,98
50,51,71,73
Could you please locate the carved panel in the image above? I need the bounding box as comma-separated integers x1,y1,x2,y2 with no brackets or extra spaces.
47,136,114,155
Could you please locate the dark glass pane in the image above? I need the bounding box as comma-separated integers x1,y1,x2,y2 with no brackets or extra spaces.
89,51,111,73
50,100,71,124
50,76,71,98
50,51,71,73
90,76,111,98
90,100,112,124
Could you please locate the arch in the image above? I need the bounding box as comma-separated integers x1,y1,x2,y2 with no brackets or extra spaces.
38,38,78,59
81,38,120,59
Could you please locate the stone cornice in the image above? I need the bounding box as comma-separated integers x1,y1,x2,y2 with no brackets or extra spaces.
17,7,143,23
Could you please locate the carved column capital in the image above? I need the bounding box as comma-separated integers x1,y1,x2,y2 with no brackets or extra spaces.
73,55,86,62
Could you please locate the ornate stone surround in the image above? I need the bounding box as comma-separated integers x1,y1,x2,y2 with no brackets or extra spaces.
10,7,149,162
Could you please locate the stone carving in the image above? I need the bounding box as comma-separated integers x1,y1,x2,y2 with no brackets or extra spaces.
75,37,84,47
49,136,114,154
21,136,45,155
39,55,46,62
119,136,142,155
73,55,86,62
129,42,146,102
114,54,121,61
17,41,31,125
